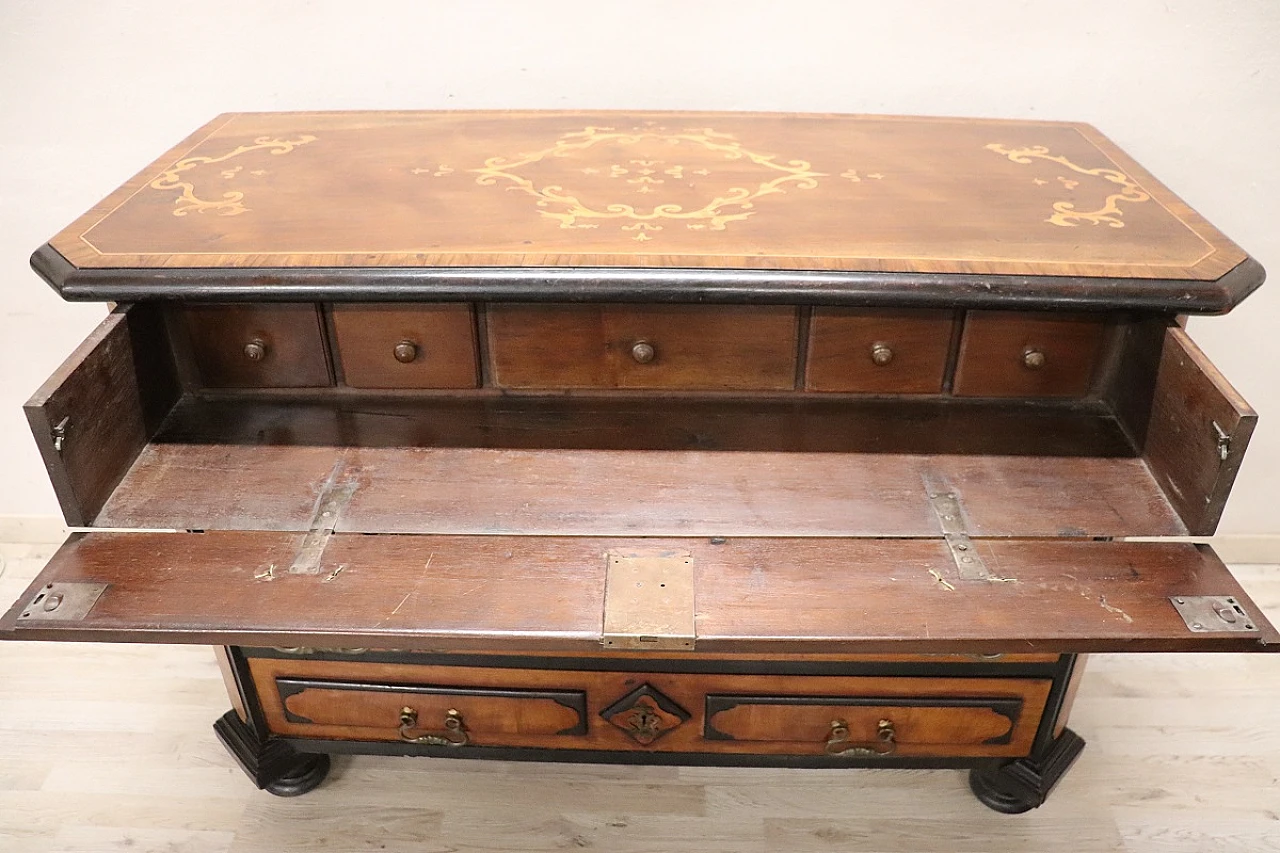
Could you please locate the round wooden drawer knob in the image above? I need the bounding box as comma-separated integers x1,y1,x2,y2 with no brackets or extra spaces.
393,340,419,363
1022,348,1047,370
243,339,268,362
870,342,894,367
630,341,656,364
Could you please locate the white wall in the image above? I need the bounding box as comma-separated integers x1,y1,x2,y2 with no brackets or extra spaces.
1,0,1277,537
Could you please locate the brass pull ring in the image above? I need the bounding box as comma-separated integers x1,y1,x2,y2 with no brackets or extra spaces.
824,718,896,756
398,706,469,746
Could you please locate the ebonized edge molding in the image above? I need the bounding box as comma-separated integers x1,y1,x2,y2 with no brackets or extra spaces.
30,245,1265,315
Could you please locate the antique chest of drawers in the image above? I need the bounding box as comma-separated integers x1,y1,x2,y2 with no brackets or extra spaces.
3,111,1273,812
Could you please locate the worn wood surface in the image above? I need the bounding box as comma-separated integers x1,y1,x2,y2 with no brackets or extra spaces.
487,304,798,390
3,534,1274,654
23,304,180,526
330,304,478,389
249,657,1047,758
1140,327,1256,536
805,308,955,393
45,112,1247,288
953,311,1108,398
1,544,1279,850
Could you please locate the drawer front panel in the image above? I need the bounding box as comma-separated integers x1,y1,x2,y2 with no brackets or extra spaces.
249,658,1050,758
181,304,331,388
953,311,1106,398
806,308,955,393
331,304,478,389
705,694,1026,755
487,304,798,390
275,677,587,743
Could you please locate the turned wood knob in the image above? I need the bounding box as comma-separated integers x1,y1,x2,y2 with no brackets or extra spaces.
1022,347,1046,370
393,340,419,363
243,339,268,362
630,341,656,364
870,342,894,367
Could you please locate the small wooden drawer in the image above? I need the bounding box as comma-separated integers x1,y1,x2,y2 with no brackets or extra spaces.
487,304,798,390
180,304,330,388
331,304,478,389
806,308,955,393
268,676,588,745
953,311,1107,398
704,682,1047,758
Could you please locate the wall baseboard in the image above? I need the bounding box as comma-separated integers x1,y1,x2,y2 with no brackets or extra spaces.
1,515,1278,563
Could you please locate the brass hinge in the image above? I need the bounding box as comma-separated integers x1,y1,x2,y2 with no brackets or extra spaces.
1212,421,1231,462
602,554,695,651
51,416,70,454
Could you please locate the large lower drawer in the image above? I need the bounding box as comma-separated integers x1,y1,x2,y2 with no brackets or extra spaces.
250,657,1051,758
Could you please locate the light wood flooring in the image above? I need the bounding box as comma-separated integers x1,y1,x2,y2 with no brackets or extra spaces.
1,541,1278,852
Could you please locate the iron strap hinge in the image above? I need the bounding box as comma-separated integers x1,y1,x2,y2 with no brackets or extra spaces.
922,474,992,581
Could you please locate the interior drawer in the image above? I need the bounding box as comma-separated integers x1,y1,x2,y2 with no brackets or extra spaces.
487,304,798,390
267,675,587,745
704,681,1048,757
806,308,955,393
330,304,478,389
953,311,1107,397
180,304,331,388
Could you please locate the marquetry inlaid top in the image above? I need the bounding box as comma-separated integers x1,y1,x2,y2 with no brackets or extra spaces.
40,111,1257,307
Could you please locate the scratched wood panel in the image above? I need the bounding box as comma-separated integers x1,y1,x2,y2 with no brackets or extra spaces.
45,111,1246,283
2,534,1273,654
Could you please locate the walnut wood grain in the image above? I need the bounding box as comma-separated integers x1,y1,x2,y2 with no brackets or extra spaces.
487,304,798,390
806,308,955,393
44,112,1247,288
3,533,1274,654
331,304,478,389
247,657,1048,757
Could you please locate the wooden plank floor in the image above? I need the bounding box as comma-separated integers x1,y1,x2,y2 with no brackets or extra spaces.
1,541,1278,852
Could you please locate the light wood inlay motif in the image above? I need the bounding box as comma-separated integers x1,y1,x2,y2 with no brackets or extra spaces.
51,111,1246,280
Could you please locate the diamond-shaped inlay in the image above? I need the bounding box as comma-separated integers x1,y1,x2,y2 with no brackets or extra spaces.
600,683,690,746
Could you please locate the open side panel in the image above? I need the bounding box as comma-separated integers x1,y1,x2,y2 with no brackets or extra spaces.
1106,322,1256,535
24,304,180,526
3,533,1275,654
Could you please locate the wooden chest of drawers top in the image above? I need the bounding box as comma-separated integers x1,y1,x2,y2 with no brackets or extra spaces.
34,110,1259,312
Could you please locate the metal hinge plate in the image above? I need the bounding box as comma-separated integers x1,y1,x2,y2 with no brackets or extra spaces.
602,554,695,651
923,474,991,581
1170,595,1260,633
17,582,107,622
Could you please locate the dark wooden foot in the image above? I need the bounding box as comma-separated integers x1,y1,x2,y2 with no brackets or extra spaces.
213,709,331,797
969,728,1086,814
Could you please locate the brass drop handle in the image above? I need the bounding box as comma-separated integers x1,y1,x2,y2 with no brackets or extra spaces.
393,340,419,363
630,340,656,364
824,718,897,756
1022,347,1046,370
870,342,894,367
243,339,268,362
398,706,469,746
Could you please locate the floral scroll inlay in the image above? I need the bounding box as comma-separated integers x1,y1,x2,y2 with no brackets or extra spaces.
467,125,827,240
149,135,316,216
985,143,1151,228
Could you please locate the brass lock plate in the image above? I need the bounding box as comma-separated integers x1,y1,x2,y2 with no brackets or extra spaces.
602,554,695,651
17,582,107,622
1170,595,1259,633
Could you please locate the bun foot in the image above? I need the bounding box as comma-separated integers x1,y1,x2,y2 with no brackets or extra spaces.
213,709,331,796
969,728,1086,814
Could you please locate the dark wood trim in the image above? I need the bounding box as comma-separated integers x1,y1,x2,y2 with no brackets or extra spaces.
1029,654,1078,755
30,245,1265,315
277,735,1000,769
969,727,1086,813
242,648,1063,678
212,709,330,796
